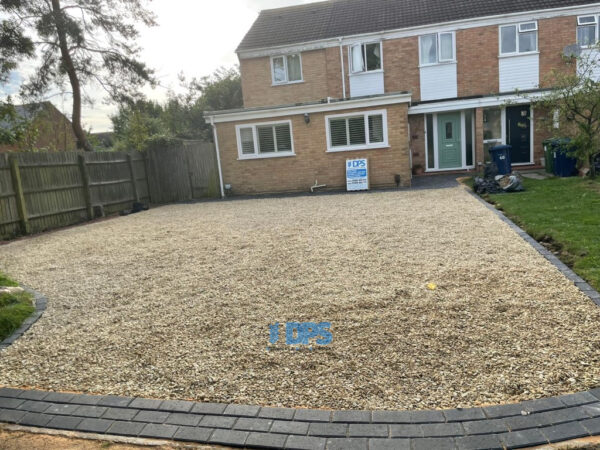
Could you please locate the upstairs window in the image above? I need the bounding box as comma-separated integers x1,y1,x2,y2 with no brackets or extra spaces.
271,54,302,84
326,110,387,152
500,22,538,55
419,32,455,65
236,121,294,159
577,15,598,47
350,42,382,73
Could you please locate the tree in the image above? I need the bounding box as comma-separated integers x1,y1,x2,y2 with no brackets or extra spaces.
0,0,156,151
0,99,37,147
533,46,600,178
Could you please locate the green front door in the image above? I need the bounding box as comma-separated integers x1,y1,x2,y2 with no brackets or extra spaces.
437,113,462,169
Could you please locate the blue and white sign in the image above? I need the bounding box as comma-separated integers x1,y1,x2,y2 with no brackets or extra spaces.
346,158,369,191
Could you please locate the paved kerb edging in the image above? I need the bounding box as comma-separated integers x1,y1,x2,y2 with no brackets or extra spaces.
0,286,47,351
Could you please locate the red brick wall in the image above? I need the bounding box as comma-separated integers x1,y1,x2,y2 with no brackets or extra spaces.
215,103,411,195
383,37,421,100
539,16,577,87
457,26,499,97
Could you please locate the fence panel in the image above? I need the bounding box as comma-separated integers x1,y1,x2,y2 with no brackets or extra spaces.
183,141,220,199
0,154,20,239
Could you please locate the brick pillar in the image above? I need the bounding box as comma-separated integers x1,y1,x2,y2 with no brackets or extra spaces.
474,107,485,170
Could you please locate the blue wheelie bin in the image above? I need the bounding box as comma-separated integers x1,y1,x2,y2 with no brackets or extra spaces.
552,139,578,177
489,145,512,175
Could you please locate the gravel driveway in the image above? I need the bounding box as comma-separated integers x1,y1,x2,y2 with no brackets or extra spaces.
0,187,599,411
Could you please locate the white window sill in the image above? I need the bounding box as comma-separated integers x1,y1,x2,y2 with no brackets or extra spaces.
349,69,384,76
419,61,457,68
238,152,295,161
498,51,539,59
272,80,304,87
326,144,389,153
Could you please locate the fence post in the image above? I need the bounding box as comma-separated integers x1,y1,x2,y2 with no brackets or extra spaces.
127,153,140,203
78,153,93,220
8,155,29,235
143,151,153,204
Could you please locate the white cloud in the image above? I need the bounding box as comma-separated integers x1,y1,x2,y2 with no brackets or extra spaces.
2,0,322,133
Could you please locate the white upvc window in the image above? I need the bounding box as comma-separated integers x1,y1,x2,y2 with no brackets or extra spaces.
419,32,456,65
577,15,599,47
271,54,303,85
236,120,295,160
325,109,388,152
499,22,538,56
350,42,382,73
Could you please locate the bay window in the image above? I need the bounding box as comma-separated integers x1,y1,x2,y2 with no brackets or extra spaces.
500,22,538,55
236,121,294,159
420,32,455,65
271,54,302,84
350,42,382,73
577,15,598,47
326,110,388,152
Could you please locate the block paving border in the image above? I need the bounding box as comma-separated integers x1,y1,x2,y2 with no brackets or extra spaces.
0,286,47,351
0,187,599,449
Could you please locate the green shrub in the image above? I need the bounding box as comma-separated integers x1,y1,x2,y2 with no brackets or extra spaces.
0,272,19,287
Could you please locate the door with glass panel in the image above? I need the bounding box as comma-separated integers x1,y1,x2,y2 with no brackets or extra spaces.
437,113,462,169
505,105,531,164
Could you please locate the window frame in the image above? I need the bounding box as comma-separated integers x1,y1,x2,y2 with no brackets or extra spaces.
577,15,599,48
325,109,388,153
419,32,456,66
348,41,383,74
235,120,295,160
499,21,539,56
270,54,303,85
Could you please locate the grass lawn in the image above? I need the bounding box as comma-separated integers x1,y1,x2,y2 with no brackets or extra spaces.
0,273,34,341
485,177,600,291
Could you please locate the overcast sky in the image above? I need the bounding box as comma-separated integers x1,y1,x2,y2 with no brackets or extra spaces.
2,0,322,132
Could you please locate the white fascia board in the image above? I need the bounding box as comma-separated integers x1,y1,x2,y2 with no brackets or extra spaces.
237,3,600,59
407,91,549,115
205,93,411,124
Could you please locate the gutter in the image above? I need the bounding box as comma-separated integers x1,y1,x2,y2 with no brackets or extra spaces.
209,116,225,199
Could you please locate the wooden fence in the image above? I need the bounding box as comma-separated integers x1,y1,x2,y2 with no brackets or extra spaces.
0,141,220,240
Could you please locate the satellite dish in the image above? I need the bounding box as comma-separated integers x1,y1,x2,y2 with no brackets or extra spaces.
564,44,582,58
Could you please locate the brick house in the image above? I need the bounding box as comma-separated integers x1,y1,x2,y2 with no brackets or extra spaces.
0,102,77,153
205,0,600,196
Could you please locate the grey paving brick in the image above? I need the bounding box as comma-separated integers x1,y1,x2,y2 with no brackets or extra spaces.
348,424,388,437
16,400,51,413
70,394,102,405
259,406,296,420
46,415,83,430
191,402,227,415
482,403,525,419
97,395,133,408
331,410,371,423
0,388,23,398
45,403,80,415
520,397,564,413
165,412,203,426
76,418,114,433
199,414,237,429
421,423,465,438
556,392,599,407
456,434,504,450
582,402,600,418
101,407,139,421
0,408,26,423
173,425,213,443
209,428,249,446
43,392,75,403
444,408,486,422
246,431,288,449
371,410,413,423
106,420,145,437
389,424,423,438
234,417,273,432
72,405,107,418
536,407,590,426
19,412,53,427
129,398,163,410
159,399,194,413
409,410,446,423
504,413,543,431
18,390,48,401
0,397,24,409
271,420,310,435
138,423,178,439
541,421,590,443
294,409,331,422
368,438,411,450
412,437,457,450
581,417,600,435
133,409,170,423
500,429,548,448
223,403,260,417
462,418,509,435
590,388,600,401
326,437,368,449
285,435,326,450
308,422,347,437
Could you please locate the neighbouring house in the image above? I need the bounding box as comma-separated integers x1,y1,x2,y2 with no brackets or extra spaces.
0,102,77,152
205,0,600,196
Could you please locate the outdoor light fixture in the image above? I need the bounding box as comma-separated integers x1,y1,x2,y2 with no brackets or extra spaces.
304,113,310,124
